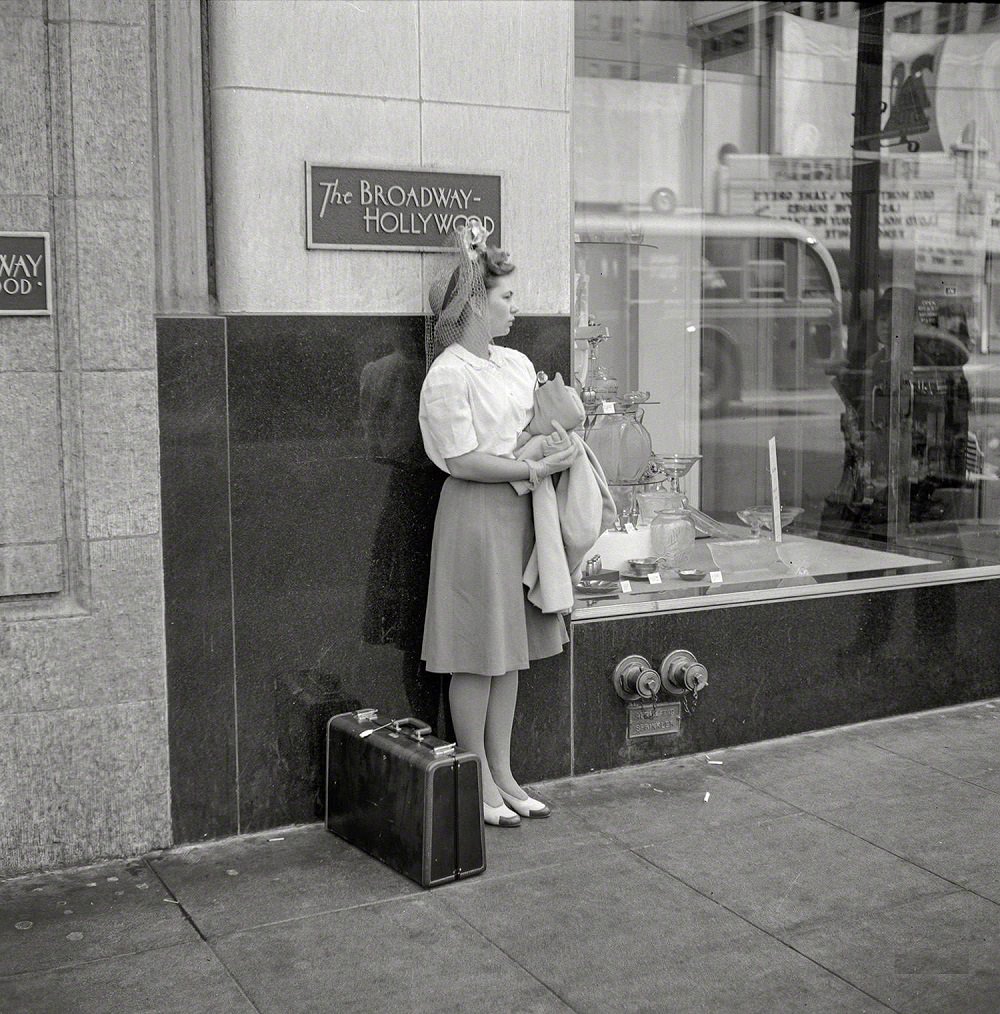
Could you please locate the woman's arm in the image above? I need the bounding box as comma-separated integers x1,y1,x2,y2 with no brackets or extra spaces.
446,439,579,484
445,451,535,484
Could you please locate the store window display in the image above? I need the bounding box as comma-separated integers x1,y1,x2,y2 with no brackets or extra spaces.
571,1,1000,611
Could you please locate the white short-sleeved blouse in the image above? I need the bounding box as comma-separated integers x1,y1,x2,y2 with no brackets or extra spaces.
419,343,537,473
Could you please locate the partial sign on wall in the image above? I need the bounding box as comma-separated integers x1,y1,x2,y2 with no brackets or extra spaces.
0,232,52,316
306,164,502,252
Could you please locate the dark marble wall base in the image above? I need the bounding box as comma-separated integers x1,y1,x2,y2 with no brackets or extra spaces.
157,316,238,842
571,581,1000,774
159,312,1000,840
158,313,572,840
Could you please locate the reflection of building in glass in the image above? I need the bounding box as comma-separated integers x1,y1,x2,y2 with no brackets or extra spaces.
575,1,1000,538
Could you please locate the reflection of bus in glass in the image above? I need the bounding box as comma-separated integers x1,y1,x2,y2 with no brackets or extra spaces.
574,210,845,415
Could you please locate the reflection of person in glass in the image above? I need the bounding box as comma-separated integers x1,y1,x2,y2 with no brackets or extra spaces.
418,221,578,828
823,286,970,536
359,328,446,731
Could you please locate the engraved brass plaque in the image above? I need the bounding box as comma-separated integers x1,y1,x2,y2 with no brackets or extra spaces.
627,701,681,739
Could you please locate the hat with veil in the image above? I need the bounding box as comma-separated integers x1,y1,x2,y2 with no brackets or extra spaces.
425,217,507,367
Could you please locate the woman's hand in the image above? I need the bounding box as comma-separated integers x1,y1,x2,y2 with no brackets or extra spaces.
517,422,575,462
536,439,579,478
540,421,574,457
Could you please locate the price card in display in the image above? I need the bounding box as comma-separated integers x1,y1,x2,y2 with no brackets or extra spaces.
601,401,615,414
647,572,662,585
624,522,636,533
709,570,723,584
768,436,783,543
619,580,632,594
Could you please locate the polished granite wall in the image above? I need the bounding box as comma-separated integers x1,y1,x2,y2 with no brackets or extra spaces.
157,313,572,840
159,313,1000,842
571,581,1000,774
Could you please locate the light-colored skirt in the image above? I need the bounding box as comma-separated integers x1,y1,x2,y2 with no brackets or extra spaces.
421,477,568,676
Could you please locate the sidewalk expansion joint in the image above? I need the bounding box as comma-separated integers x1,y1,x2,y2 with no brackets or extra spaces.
436,893,582,1013
718,772,1000,910
143,857,207,943
626,846,908,1014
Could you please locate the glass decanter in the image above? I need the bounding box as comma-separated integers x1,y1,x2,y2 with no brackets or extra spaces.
584,392,653,484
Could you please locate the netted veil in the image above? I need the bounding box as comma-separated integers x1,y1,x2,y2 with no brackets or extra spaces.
424,217,494,368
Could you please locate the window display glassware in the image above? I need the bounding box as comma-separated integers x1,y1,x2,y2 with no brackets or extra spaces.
651,453,702,495
736,505,805,539
636,486,675,526
579,325,619,403
650,490,697,567
584,392,653,485
636,453,702,525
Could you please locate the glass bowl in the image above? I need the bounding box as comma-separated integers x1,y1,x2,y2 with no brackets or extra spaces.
736,505,804,538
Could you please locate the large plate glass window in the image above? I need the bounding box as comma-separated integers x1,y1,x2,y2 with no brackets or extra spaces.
573,1,1000,605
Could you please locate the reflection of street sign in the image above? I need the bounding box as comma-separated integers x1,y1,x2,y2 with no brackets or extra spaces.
0,232,51,316
723,154,1000,259
957,191,985,238
917,298,938,325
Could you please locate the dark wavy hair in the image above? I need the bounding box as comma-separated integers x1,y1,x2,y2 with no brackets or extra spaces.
440,245,515,315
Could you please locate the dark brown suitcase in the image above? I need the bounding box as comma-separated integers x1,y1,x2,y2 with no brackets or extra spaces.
325,709,485,887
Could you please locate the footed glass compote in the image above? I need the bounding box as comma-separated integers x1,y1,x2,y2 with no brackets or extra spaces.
649,454,702,495
737,505,804,539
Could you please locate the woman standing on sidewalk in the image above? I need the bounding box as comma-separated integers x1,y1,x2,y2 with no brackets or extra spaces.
419,220,577,827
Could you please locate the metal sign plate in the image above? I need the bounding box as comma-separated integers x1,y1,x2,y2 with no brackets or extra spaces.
627,701,681,739
0,232,51,316
306,163,502,251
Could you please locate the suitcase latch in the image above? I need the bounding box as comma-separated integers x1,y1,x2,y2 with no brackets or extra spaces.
354,708,379,723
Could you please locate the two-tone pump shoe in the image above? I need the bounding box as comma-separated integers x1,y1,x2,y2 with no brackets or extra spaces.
483,801,521,827
498,788,551,819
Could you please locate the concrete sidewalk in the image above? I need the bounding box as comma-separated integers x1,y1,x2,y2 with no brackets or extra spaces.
3,699,1000,1013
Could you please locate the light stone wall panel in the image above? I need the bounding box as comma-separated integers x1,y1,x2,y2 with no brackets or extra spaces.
210,2,574,315
0,15,51,194
0,699,171,876
69,21,151,197
0,372,63,543
0,544,63,596
0,535,165,712
76,198,156,369
0,316,57,372
81,370,161,539
0,0,167,877
211,88,424,313
47,20,77,199
421,103,571,315
4,1,47,17
419,0,572,111
69,0,147,24
210,0,419,98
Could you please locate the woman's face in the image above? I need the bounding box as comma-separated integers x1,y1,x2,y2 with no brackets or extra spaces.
876,311,890,346
486,273,518,338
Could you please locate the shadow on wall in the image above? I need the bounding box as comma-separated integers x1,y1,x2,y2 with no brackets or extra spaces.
226,315,449,832
160,314,571,838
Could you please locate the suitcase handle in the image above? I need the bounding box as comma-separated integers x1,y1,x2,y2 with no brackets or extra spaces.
394,717,433,742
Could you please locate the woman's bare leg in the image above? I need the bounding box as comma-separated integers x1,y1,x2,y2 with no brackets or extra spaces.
484,670,527,799
449,672,502,807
